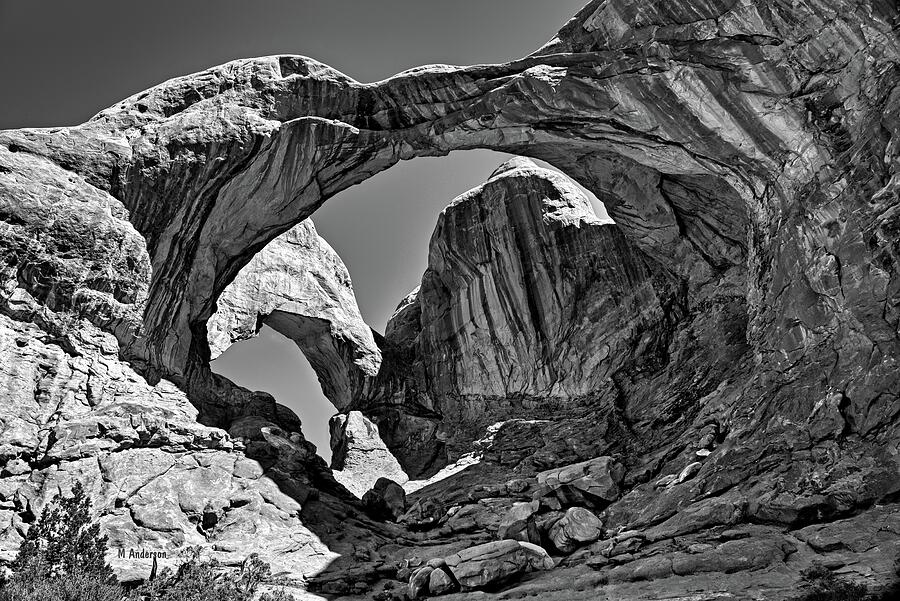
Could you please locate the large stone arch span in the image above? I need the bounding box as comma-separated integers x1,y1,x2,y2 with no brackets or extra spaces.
0,0,897,436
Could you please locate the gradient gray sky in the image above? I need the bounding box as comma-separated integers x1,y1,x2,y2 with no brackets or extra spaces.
0,0,590,462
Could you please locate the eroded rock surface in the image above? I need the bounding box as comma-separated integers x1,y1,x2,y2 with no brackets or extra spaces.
330,411,408,498
353,160,670,476
0,0,898,599
0,310,337,585
209,220,380,409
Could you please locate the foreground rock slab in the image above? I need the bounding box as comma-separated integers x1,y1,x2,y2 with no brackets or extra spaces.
408,539,555,597
535,456,624,510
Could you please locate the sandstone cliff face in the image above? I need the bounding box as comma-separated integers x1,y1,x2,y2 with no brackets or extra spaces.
208,219,380,409
422,158,645,400
352,158,674,476
0,0,898,598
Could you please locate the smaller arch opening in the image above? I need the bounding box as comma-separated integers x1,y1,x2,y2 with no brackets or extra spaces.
211,324,336,463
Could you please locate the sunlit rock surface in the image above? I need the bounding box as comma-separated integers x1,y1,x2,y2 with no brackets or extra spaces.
0,0,898,597
330,411,408,498
208,220,380,409
0,309,338,584
353,159,670,476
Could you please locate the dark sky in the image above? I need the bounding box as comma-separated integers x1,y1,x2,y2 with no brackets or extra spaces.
0,0,591,463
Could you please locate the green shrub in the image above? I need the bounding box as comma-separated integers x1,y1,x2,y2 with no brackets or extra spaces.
0,482,121,601
12,482,114,581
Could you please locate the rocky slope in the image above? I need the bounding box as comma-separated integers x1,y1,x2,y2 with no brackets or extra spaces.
0,0,898,599
0,306,338,585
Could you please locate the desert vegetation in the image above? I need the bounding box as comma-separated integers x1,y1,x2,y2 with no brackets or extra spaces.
0,484,296,601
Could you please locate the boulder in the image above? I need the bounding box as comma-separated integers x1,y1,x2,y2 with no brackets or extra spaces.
396,558,423,583
440,500,508,535
330,411,408,498
407,565,433,599
362,477,407,521
498,501,541,545
548,507,604,553
535,457,624,509
444,539,555,590
428,568,456,595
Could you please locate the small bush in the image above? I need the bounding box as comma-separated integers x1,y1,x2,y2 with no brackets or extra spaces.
134,548,297,601
0,482,121,601
0,483,296,601
12,482,114,581
795,563,870,601
0,569,124,601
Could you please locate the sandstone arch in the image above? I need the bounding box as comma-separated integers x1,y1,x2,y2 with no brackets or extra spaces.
1,0,899,593
207,219,381,410
0,0,896,477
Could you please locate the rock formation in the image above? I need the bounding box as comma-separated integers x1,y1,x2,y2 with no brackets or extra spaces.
361,477,407,522
330,411,408,498
352,158,671,476
208,219,380,409
0,307,338,584
0,0,898,599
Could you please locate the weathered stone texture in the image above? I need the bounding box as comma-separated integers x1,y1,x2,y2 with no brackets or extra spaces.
0,0,897,598
353,161,671,475
208,220,380,409
330,411,407,498
0,311,336,584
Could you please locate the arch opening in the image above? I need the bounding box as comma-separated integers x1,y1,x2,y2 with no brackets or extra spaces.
200,148,625,482
312,149,612,332
211,324,336,463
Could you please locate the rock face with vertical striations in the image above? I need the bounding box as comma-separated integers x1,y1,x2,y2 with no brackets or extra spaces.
352,158,672,476
0,0,898,598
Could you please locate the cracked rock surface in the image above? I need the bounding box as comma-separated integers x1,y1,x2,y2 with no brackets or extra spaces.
0,310,337,585
0,0,898,599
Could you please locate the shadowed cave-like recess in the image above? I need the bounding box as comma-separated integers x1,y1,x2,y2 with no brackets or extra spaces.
0,0,898,599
